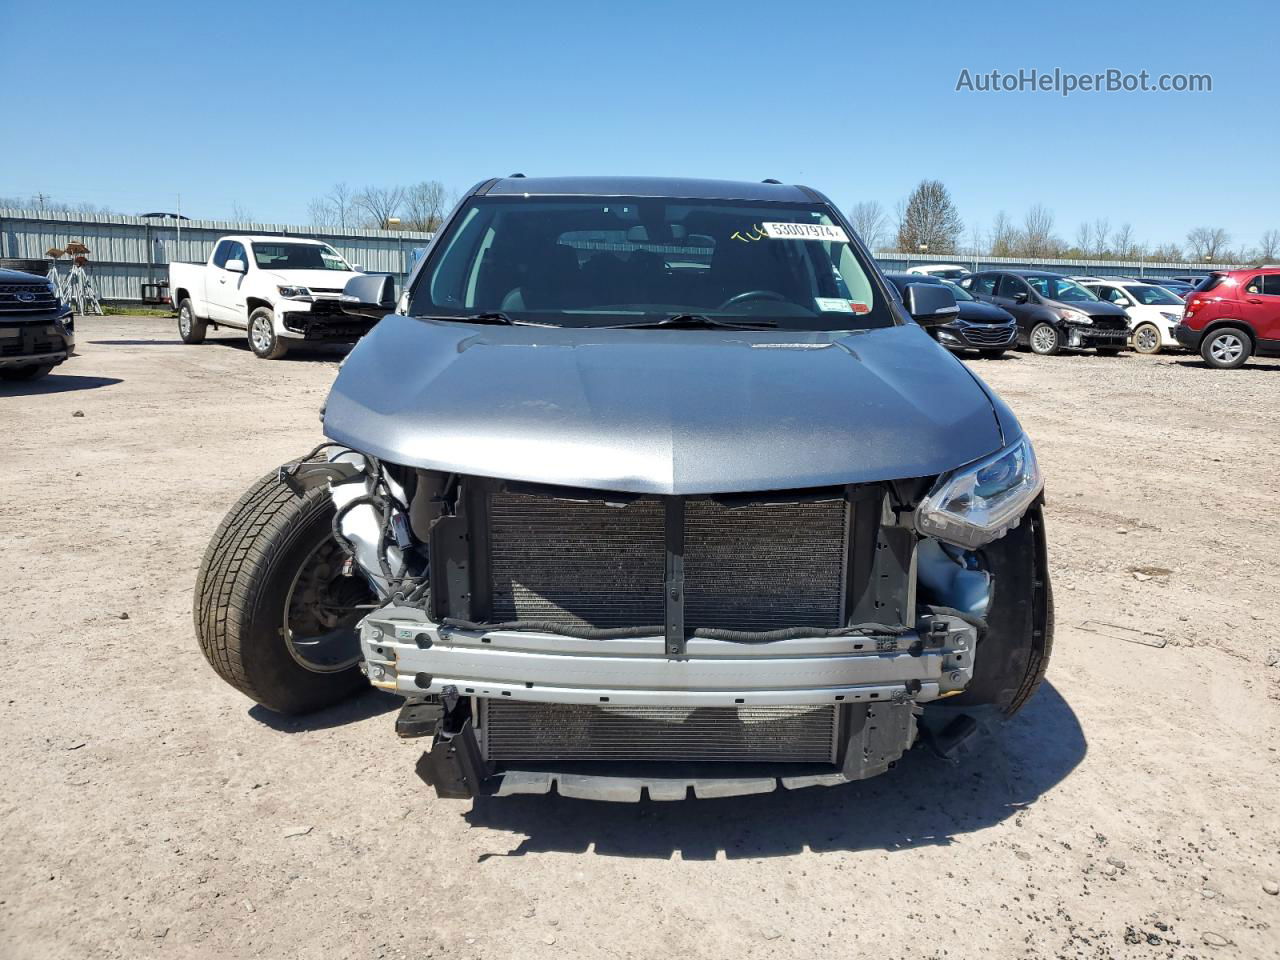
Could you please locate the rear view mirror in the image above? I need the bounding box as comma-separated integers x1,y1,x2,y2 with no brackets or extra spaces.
225,259,246,274
904,283,959,326
341,274,396,319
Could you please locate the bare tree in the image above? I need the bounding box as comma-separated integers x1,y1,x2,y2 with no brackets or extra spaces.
989,211,1018,257
1089,218,1110,257
895,179,963,254
355,185,406,229
847,201,889,251
1112,223,1140,259
1149,242,1183,262
1020,204,1059,258
306,183,356,229
1186,226,1230,261
230,201,254,222
1256,228,1279,262
401,180,451,232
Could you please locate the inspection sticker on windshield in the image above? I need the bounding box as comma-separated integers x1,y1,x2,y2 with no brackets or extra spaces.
815,297,854,313
761,222,849,243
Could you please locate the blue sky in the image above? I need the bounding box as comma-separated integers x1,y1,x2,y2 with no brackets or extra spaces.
4,0,1275,251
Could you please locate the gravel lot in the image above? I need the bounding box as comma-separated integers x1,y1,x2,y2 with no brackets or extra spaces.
2,316,1278,960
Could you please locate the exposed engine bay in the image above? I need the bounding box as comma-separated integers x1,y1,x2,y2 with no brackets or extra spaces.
280,442,1048,802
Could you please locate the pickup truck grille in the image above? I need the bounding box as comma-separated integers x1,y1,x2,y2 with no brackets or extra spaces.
486,491,848,631
0,283,59,314
481,701,839,763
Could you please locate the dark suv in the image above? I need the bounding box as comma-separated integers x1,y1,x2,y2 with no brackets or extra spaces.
0,268,75,381
884,273,1017,357
961,270,1130,355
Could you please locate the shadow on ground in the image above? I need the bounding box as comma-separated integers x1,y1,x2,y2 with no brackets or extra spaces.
88,339,186,346
461,681,1084,859
248,687,400,732
0,373,122,395
1172,358,1279,371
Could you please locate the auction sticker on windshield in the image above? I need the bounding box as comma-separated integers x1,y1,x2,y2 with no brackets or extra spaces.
761,222,849,242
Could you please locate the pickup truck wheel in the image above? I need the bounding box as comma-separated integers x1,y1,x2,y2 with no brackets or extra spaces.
193,467,373,714
1029,322,1062,356
0,364,54,381
248,307,288,360
1200,327,1251,369
177,299,207,344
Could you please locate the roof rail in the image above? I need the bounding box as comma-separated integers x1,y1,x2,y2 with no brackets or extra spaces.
761,178,782,184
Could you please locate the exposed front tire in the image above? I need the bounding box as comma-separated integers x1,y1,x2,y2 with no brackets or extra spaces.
1029,322,1062,356
1200,326,1251,369
248,307,288,360
194,467,374,714
951,504,1054,716
0,363,54,381
177,298,207,344
1131,322,1162,355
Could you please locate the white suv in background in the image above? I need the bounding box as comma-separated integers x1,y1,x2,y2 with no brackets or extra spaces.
1072,277,1185,354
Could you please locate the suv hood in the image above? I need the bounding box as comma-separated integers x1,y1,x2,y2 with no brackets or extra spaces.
322,315,1006,494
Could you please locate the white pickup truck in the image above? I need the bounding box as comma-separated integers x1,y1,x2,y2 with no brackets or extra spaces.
169,235,378,359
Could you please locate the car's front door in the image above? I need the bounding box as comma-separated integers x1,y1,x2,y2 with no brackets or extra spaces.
1238,274,1280,342
994,274,1036,335
207,240,250,326
967,272,999,303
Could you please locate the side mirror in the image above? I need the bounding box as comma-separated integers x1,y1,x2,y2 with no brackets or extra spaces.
904,282,959,326
1012,291,1029,304
225,259,246,274
350,263,363,272
341,273,396,319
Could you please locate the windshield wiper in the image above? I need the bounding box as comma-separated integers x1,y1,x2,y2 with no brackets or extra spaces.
422,312,555,327
605,313,778,330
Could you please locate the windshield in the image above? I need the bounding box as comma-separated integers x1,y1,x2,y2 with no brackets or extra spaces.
410,196,892,330
1025,275,1098,302
940,279,974,301
1123,284,1182,305
252,242,351,271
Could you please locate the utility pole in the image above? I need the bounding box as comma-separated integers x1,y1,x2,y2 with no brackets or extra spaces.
34,192,49,213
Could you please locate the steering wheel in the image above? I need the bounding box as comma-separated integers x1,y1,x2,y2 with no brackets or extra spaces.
717,289,788,310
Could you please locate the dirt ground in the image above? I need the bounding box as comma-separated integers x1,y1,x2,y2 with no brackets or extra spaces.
2,315,1278,960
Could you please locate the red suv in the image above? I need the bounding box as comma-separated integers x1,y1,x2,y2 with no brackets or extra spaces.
1176,268,1280,368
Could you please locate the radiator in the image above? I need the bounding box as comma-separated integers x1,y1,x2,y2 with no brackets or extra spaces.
487,492,848,631
481,701,840,763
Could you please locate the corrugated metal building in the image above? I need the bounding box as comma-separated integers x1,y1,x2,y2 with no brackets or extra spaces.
0,209,434,302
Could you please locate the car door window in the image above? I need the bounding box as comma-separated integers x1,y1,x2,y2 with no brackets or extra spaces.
970,274,997,296
997,275,1029,300
211,240,232,268
1096,285,1125,304
225,242,248,269
1244,276,1262,295
1262,275,1280,296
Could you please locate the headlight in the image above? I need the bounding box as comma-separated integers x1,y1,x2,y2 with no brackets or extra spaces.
1159,311,1180,322
1059,309,1092,324
915,437,1042,549
276,285,313,301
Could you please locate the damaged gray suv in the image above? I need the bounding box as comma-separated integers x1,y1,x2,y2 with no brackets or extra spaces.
194,176,1053,802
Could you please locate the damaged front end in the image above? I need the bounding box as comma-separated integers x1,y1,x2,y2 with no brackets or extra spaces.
297,439,1049,802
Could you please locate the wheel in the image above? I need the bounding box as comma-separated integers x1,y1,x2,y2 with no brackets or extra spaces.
1029,322,1062,356
1200,327,1251,369
1095,348,1123,357
946,504,1054,716
248,307,288,360
978,349,1006,359
194,467,374,714
177,298,207,344
0,364,54,381
1131,322,1162,355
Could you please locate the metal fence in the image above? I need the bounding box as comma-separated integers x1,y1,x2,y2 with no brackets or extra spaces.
872,250,1244,279
0,209,434,302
